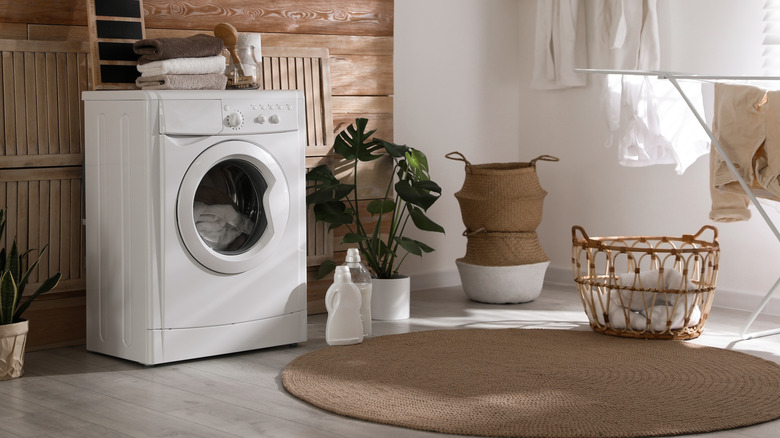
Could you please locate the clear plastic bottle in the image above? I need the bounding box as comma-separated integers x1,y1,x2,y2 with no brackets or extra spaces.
343,248,373,337
325,265,363,346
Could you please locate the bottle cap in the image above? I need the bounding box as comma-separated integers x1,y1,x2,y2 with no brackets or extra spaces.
346,248,361,263
334,265,352,283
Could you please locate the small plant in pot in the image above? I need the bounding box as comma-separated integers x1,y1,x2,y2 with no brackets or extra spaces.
0,208,62,380
306,119,444,318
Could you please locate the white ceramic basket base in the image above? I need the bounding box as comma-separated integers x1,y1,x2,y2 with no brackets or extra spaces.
456,259,550,304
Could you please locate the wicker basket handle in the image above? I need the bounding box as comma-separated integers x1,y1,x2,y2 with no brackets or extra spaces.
529,155,560,166
571,225,591,243
445,152,471,167
463,227,487,237
684,225,719,245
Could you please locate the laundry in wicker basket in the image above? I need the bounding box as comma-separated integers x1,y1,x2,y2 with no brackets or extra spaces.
571,225,719,340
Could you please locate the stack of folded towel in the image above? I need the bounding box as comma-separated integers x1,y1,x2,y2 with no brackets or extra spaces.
585,269,702,332
133,34,227,90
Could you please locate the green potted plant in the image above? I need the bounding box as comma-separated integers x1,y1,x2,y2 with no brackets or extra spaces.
0,208,62,380
306,118,444,318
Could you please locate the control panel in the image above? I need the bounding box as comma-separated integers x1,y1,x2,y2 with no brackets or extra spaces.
221,98,298,134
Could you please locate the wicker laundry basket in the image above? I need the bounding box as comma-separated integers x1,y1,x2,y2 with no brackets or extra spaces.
463,228,549,266
446,152,558,232
571,225,720,340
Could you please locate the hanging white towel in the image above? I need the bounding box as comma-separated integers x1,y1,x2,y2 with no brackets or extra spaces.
531,0,587,90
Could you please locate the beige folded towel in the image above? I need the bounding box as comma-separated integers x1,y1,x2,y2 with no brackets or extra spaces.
137,55,226,77
134,34,225,64
135,73,227,90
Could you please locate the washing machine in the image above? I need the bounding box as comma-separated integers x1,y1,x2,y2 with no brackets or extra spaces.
83,89,307,365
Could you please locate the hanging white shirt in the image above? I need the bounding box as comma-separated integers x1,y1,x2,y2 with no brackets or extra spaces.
606,75,710,175
531,0,588,90
589,0,708,174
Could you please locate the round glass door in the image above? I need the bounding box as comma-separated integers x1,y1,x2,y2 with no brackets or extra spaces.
177,140,289,274
193,159,267,254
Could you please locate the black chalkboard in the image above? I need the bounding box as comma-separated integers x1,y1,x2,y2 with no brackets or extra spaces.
95,0,143,18
87,0,145,89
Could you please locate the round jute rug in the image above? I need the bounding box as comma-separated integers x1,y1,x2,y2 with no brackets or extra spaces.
281,328,780,438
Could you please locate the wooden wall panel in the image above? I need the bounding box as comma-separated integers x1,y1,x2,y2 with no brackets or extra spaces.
330,54,393,96
142,0,393,36
0,0,394,36
0,1,86,27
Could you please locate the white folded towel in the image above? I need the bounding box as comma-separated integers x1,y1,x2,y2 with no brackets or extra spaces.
643,304,702,332
137,55,226,77
608,300,647,331
615,269,694,311
135,73,227,90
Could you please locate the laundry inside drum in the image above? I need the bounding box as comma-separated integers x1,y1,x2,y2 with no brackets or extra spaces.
193,159,268,253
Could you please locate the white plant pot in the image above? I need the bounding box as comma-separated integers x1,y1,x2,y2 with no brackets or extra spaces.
0,319,28,380
456,259,550,304
371,276,410,320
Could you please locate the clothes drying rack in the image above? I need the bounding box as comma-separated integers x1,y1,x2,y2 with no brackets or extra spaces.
578,68,780,340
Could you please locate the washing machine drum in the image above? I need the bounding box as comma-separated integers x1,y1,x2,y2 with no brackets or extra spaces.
193,161,267,252
177,141,290,274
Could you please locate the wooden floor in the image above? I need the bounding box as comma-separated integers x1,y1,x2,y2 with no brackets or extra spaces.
1,283,779,438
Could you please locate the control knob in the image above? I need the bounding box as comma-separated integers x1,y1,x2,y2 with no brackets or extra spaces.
227,111,243,128
269,114,280,124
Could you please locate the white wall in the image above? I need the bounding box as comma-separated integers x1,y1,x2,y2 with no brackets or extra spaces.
394,0,780,316
394,0,522,288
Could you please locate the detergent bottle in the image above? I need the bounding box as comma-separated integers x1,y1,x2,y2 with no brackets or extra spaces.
325,265,364,346
342,248,373,337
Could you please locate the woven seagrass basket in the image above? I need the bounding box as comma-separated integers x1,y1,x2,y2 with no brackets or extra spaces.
456,194,546,232
463,228,549,266
446,152,558,232
571,225,719,340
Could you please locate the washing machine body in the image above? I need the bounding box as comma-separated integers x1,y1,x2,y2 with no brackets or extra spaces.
83,89,307,365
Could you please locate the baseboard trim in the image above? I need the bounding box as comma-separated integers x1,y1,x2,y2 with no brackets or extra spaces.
545,265,780,318
410,268,462,292
412,264,780,318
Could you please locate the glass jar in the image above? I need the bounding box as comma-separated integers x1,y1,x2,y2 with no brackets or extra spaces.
224,45,260,89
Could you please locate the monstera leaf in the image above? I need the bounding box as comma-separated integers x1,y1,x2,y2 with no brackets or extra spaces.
306,119,445,279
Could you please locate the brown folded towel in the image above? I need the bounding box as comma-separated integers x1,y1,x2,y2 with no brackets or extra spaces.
133,34,225,64
135,73,227,90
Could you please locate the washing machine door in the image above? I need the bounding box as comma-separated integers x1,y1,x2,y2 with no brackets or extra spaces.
176,140,289,274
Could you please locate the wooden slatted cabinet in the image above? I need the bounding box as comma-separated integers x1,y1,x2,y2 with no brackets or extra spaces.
0,39,91,349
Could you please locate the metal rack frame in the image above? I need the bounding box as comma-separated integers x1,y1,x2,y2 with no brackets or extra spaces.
579,68,780,340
